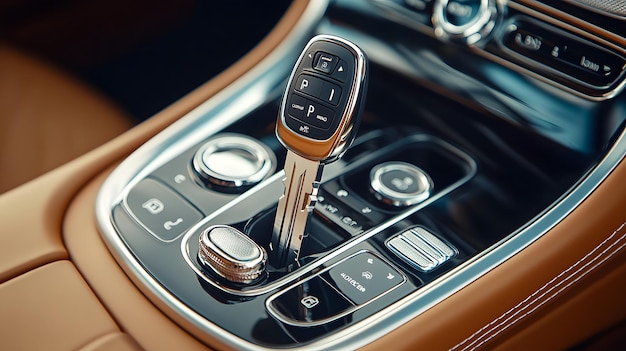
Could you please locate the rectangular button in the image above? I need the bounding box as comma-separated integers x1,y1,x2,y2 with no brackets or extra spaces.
324,252,404,305
287,94,307,119
321,81,342,105
126,178,203,241
267,276,354,325
295,74,323,97
314,51,338,73
301,101,335,130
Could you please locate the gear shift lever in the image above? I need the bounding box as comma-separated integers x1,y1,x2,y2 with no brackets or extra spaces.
271,35,368,267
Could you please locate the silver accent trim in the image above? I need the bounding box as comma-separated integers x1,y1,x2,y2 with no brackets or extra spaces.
192,133,276,192
271,151,323,266
433,0,501,45
387,227,457,272
370,161,433,207
94,0,626,349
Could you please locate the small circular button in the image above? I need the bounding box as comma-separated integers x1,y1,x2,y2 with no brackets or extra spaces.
433,0,500,45
193,134,276,193
370,162,433,207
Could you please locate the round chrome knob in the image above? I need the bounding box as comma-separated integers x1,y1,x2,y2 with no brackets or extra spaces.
198,225,267,284
192,134,276,193
370,162,433,207
432,0,500,45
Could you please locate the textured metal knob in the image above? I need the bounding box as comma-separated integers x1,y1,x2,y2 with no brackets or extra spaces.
198,225,267,284
370,162,433,207
193,134,276,193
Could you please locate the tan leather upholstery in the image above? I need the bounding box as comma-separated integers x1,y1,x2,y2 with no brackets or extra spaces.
0,45,132,194
0,261,140,351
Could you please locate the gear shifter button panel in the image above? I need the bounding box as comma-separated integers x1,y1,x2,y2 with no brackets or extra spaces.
323,251,404,305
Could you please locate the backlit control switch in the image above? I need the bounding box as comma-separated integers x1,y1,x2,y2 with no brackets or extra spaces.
387,227,456,272
323,251,404,305
272,35,368,267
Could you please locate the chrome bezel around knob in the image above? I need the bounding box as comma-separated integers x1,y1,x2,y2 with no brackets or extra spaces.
370,161,434,207
432,0,502,46
192,133,276,193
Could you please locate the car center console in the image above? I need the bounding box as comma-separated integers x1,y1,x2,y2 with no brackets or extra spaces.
96,0,626,350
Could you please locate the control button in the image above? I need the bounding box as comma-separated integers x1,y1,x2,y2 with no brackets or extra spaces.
287,94,307,119
444,0,481,27
433,0,498,45
192,134,276,193
387,227,456,272
126,178,203,241
321,81,342,105
315,195,365,236
370,161,433,207
267,276,354,325
331,60,348,82
324,252,404,305
502,19,626,88
314,51,338,73
300,101,335,130
198,225,267,284
295,74,324,98
294,74,342,106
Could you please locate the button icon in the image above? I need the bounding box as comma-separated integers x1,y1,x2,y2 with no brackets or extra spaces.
387,273,395,280
142,198,164,214
163,218,183,230
174,174,187,184
301,295,320,309
362,271,373,280
337,189,349,197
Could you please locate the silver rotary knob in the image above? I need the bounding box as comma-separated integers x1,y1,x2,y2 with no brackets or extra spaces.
193,134,276,193
198,225,267,284
432,0,501,45
370,162,433,207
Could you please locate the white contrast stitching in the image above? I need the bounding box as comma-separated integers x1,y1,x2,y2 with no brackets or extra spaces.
451,222,626,351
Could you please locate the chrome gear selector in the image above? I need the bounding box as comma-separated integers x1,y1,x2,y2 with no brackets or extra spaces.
271,35,368,267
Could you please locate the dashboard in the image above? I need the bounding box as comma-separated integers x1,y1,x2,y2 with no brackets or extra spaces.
2,0,624,350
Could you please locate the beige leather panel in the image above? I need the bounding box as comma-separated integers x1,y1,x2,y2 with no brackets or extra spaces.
0,261,120,350
361,157,626,350
0,172,70,283
492,254,626,350
78,333,143,351
0,45,133,194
